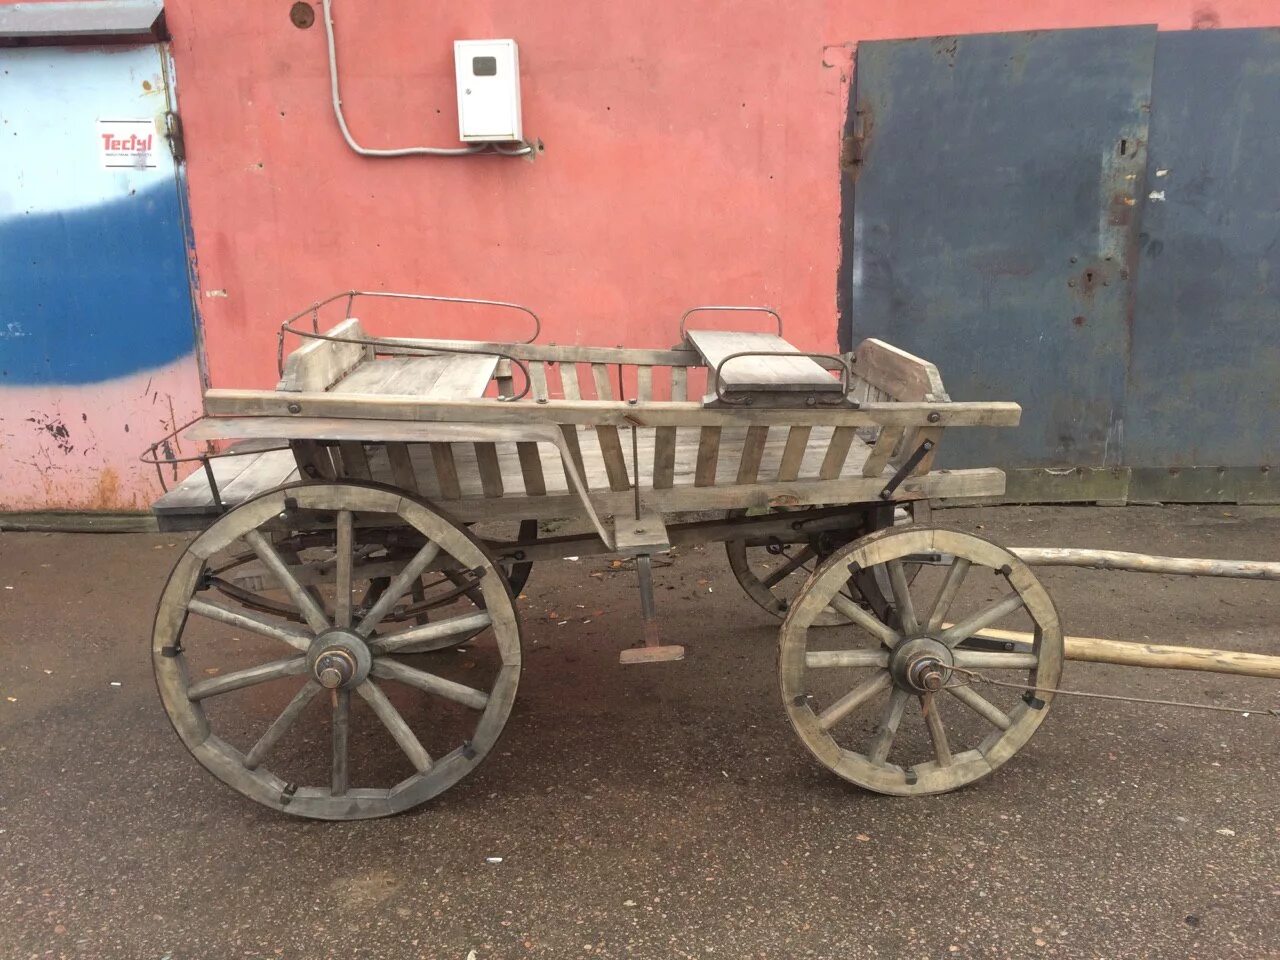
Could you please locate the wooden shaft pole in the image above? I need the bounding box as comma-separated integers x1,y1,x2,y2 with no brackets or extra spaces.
960,625,1280,680
1011,547,1280,582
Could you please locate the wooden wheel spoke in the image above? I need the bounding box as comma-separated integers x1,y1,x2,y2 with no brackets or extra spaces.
947,683,1013,730
244,680,322,769
369,611,493,655
243,530,330,634
826,593,901,647
356,681,433,773
187,598,312,652
817,671,893,731
334,510,354,629
886,559,919,634
763,546,817,588
920,693,953,767
804,649,889,669
332,688,351,796
924,557,971,631
356,541,443,636
371,658,491,711
951,649,1040,670
938,591,1025,648
187,657,307,701
866,688,910,764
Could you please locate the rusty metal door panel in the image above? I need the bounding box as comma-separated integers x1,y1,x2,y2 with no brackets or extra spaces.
1125,28,1280,471
843,27,1156,469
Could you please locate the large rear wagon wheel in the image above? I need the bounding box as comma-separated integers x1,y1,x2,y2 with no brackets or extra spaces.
153,481,521,820
779,526,1062,796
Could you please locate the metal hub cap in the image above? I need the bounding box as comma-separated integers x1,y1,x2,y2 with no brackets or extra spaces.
889,636,954,693
307,630,372,690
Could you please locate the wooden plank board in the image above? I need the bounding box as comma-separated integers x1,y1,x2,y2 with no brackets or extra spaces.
277,318,371,392
149,441,277,514
332,354,498,399
686,330,840,393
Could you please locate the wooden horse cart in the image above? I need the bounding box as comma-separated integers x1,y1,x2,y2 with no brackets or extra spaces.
145,292,1280,820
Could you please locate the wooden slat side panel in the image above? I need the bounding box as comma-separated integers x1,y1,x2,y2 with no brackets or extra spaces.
559,425,589,491
517,442,547,496
591,363,614,401
853,338,950,401
863,426,905,477
559,362,583,401
695,426,722,487
474,443,505,497
818,427,857,480
636,366,653,402
737,425,769,484
529,361,550,402
386,443,419,493
595,426,631,491
291,439,336,481
335,441,372,480
653,427,677,489
894,425,945,475
430,443,463,499
777,426,812,482
670,366,688,402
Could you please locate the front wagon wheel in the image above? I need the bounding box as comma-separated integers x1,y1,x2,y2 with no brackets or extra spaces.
779,526,1062,796
153,481,521,820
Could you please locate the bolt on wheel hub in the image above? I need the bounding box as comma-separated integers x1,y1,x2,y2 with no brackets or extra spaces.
307,630,372,690
889,636,954,693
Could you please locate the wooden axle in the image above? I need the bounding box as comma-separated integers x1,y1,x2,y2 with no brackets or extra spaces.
961,625,1280,680
1011,547,1280,582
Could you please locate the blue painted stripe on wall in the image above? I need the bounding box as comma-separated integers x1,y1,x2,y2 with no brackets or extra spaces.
0,182,195,385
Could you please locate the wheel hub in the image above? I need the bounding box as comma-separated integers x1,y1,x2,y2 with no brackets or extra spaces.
308,630,372,690
889,636,954,693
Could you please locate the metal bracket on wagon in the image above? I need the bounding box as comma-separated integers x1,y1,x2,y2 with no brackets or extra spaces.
879,439,935,500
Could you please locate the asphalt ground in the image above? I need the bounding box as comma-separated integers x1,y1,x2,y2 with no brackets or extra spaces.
1,504,1277,959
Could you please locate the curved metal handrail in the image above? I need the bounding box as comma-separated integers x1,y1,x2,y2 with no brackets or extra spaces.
710,350,856,407
679,304,783,341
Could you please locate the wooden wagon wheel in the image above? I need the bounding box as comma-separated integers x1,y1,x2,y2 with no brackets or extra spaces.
153,481,521,820
725,501,930,626
779,526,1062,795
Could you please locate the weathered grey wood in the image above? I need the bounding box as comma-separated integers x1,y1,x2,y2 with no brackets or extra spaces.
862,426,903,477
430,443,463,499
818,426,856,480
332,688,350,795
652,426,677,490
591,363,614,401
777,426,812,482
596,427,631,492
636,366,653,402
558,425,589,491
370,611,493,654
852,338,949,402
1011,547,1280,582
216,449,298,505
150,441,276,514
201,391,1022,430
243,529,330,633
386,443,419,494
187,656,307,701
357,681,433,773
187,598,312,652
517,440,547,496
277,318,372,392
371,659,490,710
378,336,702,368
559,362,583,400
529,361,550,402
291,439,336,481
737,425,769,484
695,426,722,487
245,681,322,770
670,366,688,402
474,443,504,497
686,329,840,393
334,509,354,629
336,440,372,479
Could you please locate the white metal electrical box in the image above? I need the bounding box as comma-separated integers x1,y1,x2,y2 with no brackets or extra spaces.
454,39,522,143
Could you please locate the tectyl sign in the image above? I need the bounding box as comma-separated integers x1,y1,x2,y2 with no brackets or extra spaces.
96,119,158,169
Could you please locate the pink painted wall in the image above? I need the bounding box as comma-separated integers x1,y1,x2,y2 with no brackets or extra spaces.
164,0,1275,394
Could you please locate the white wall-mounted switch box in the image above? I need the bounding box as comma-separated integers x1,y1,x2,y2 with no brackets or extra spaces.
454,39,522,143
